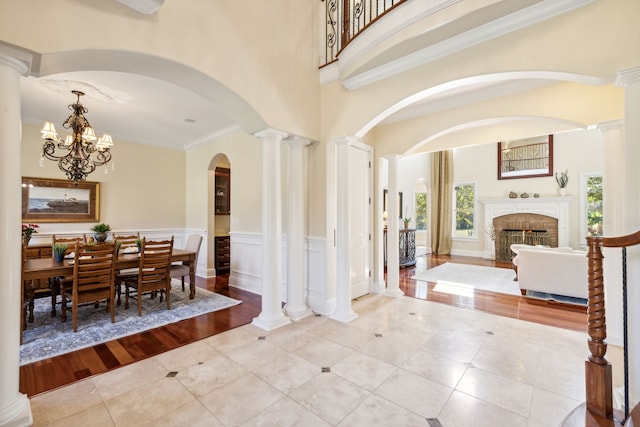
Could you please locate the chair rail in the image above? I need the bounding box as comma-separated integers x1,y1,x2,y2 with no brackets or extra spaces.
321,0,408,66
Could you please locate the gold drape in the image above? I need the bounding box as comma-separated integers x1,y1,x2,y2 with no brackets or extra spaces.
431,150,452,254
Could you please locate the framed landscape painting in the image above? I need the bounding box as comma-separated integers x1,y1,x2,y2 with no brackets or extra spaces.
21,177,100,223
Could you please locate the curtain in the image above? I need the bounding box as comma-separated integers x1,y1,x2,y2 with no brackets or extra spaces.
431,150,453,254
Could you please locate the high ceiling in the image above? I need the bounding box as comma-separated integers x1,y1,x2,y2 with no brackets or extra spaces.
20,71,237,151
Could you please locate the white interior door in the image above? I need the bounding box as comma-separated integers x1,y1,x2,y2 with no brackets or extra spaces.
349,145,371,299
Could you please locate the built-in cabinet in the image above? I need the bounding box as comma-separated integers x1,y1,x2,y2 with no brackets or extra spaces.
214,235,230,273
214,167,230,215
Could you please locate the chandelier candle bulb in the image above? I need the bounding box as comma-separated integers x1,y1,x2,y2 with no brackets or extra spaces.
40,90,114,183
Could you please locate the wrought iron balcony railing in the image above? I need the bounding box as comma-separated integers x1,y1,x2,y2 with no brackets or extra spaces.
322,0,408,66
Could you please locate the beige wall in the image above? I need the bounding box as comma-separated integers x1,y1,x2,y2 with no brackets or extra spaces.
320,0,637,139
185,131,262,234
21,123,186,235
0,0,321,139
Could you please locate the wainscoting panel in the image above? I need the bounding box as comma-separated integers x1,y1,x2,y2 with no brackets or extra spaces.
228,233,332,315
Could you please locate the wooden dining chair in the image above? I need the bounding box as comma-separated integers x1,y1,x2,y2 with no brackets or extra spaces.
60,242,117,332
170,234,202,291
113,232,140,305
124,237,174,316
50,234,86,317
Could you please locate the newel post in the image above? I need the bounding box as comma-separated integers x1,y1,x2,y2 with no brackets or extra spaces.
585,236,613,419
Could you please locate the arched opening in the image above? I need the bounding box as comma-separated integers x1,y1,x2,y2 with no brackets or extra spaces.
208,153,231,276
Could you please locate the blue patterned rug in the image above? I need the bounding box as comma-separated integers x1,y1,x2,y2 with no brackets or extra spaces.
20,280,242,365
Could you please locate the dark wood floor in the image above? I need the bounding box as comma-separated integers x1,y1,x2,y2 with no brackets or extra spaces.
20,253,587,397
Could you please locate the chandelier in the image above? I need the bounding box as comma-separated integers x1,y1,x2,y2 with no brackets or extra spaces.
40,90,114,183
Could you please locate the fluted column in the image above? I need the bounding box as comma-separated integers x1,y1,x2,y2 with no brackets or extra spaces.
616,66,640,404
330,137,358,322
284,136,313,321
383,154,403,297
252,129,291,331
0,50,33,426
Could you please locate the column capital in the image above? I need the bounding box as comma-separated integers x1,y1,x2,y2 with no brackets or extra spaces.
0,44,34,76
597,120,624,133
329,135,360,146
615,66,640,88
382,153,402,161
284,135,312,147
254,128,288,141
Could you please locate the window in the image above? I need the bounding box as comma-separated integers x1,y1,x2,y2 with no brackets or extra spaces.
586,174,603,236
415,192,427,230
453,183,476,238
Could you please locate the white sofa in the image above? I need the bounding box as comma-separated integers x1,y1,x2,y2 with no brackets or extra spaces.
511,245,589,299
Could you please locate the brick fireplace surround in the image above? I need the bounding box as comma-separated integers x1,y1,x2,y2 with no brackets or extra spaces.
480,197,572,261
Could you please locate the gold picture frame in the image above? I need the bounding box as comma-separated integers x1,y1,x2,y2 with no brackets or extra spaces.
22,177,100,223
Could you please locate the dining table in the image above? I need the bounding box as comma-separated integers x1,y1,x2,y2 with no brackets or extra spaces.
20,248,197,343
22,248,198,299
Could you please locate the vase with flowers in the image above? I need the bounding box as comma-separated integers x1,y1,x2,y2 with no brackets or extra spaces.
22,223,39,246
555,169,569,196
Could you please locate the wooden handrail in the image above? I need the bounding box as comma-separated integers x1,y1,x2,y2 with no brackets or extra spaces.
562,231,640,426
585,236,613,419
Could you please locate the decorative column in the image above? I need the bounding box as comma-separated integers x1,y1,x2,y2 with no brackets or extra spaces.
252,129,291,330
372,157,387,293
597,120,624,347
616,66,640,405
383,154,403,297
284,136,313,321
330,137,358,322
0,49,33,426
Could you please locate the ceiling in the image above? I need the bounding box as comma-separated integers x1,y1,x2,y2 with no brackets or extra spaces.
16,0,598,152
20,71,237,151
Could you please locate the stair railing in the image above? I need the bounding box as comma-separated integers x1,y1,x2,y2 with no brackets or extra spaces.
577,231,640,424
321,0,408,65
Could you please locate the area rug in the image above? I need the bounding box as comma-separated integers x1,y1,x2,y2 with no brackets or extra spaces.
20,280,242,365
411,262,520,296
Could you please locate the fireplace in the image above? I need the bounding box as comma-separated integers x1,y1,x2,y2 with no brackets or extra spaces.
492,213,558,261
480,197,571,261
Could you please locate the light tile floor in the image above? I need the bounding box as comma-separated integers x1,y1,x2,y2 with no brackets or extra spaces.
30,294,624,426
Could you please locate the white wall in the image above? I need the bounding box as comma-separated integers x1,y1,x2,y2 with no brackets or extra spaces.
448,128,603,254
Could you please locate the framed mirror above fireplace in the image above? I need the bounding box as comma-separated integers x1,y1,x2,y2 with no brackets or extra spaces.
498,134,553,180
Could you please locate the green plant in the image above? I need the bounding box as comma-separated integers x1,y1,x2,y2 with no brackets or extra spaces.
52,243,68,255
91,223,111,233
555,170,569,188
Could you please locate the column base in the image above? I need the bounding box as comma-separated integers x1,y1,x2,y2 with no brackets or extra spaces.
330,310,358,323
383,288,404,298
285,305,313,322
252,312,291,331
371,280,386,294
0,393,32,427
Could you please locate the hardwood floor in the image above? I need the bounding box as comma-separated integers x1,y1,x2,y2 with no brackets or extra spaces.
19,254,587,397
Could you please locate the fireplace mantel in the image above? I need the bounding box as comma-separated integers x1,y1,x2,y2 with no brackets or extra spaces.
480,197,573,258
